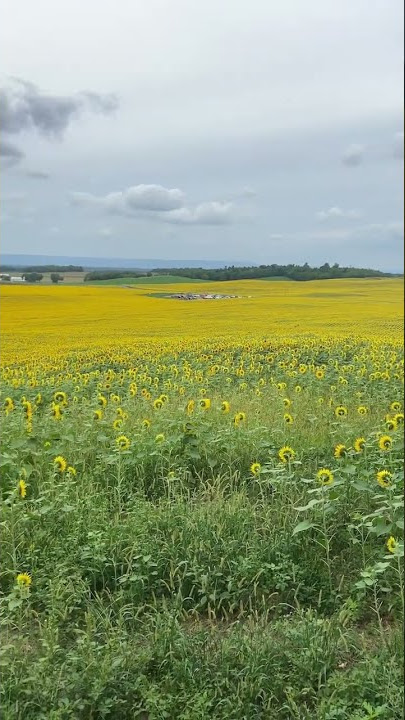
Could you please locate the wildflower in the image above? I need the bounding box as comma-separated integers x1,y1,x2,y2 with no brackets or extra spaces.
250,462,261,475
221,400,230,413
283,413,293,425
377,470,392,489
18,479,27,498
155,433,165,443
142,419,151,429
317,468,334,486
390,401,401,412
278,446,295,463
354,437,366,453
335,405,348,418
200,398,211,410
53,456,67,473
116,435,130,451
357,406,368,415
334,444,347,459
67,466,77,477
94,409,103,420
16,573,32,588
378,435,392,452
387,536,398,554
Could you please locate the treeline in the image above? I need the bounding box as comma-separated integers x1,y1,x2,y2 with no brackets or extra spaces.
0,265,83,272
151,263,395,282
84,270,151,281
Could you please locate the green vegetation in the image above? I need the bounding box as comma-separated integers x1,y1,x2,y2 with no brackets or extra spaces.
152,263,396,282
89,274,202,285
22,272,43,283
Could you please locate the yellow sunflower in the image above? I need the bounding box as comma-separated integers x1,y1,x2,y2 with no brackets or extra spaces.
221,401,230,413
357,406,368,416
377,470,392,489
200,398,211,410
142,419,151,429
116,435,131,451
18,478,27,498
153,398,163,410
278,446,295,463
67,466,77,477
390,401,401,412
16,573,32,587
334,444,347,459
54,391,67,404
186,400,195,414
335,405,348,418
283,398,291,408
283,413,294,425
316,468,334,486
394,413,404,426
4,397,14,413
53,456,67,473
250,462,261,476
155,433,165,443
97,394,107,408
378,435,392,452
387,536,398,554
354,437,366,453
94,409,103,420
113,418,123,430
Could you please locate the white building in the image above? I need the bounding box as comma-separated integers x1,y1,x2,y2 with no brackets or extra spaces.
10,276,24,282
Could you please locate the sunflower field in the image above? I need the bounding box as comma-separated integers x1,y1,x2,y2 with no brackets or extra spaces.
0,278,404,719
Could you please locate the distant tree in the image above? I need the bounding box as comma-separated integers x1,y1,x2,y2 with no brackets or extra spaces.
50,273,64,283
23,272,43,283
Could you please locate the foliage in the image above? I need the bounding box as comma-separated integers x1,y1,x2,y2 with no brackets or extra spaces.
50,273,64,284
22,272,43,283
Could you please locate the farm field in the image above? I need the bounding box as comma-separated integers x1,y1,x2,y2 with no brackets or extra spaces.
0,278,404,719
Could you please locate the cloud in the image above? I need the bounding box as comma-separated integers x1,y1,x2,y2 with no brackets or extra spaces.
342,143,364,167
70,184,185,214
0,138,24,164
393,131,404,159
162,201,234,225
99,227,113,237
25,170,50,179
0,77,118,165
316,206,362,221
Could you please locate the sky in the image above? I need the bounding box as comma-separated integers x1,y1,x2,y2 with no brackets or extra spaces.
1,0,403,270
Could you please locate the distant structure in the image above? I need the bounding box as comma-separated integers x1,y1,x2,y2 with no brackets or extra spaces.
10,276,24,282
166,293,239,301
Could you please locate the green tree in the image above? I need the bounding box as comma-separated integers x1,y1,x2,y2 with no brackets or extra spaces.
50,273,64,284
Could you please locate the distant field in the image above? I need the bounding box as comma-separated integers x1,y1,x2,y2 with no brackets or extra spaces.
88,274,202,285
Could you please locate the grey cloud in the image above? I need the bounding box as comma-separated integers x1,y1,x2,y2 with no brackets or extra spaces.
162,201,234,225
0,138,24,163
25,170,50,179
393,131,404,159
70,184,185,213
316,206,362,221
342,143,365,167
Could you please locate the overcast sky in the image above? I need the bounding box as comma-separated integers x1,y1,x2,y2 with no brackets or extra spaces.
1,0,403,269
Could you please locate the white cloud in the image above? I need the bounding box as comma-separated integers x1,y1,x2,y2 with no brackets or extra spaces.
393,131,404,159
99,227,113,237
342,143,365,167
316,206,362,221
162,201,234,225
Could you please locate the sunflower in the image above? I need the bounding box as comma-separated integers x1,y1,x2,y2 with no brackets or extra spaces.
335,405,348,418
4,397,14,413
283,413,294,425
18,479,27,498
278,446,295,463
153,398,163,410
113,418,123,430
250,462,261,476
390,401,401,412
394,413,404,426
116,435,130,451
67,466,77,477
283,398,291,408
142,419,151,429
377,470,392,489
54,391,67,404
200,398,211,410
234,411,246,427
316,468,334,486
35,393,42,406
315,368,325,380
378,435,392,452
98,394,107,408
387,536,398,554
385,417,397,431
276,382,287,391
53,456,67,473
94,409,103,420
357,406,368,416
16,573,32,587
22,400,33,418
52,404,62,420
155,433,165,443
334,444,347,459
186,399,195,414
354,437,366,453
160,394,169,404
295,385,302,393
221,400,230,413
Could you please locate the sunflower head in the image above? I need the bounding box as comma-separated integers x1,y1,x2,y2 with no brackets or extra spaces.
283,398,291,408
385,418,397,431
387,536,398,554
113,418,123,430
160,394,169,404
18,479,27,498
4,397,14,412
155,433,165,443
53,456,67,473
377,470,392,489
98,394,107,408
295,385,302,393
278,446,295,463
394,413,404,426
221,401,230,413
200,398,211,410
354,437,366,453
142,419,151,429
316,468,334,486
67,466,77,477
94,409,103,420
54,391,67,405
378,435,392,452
390,401,401,412
357,406,368,416
250,462,261,476
335,405,348,418
315,369,324,379
283,413,294,425
51,404,62,420
116,435,131,451
334,444,347,459
16,573,32,588
186,400,195,414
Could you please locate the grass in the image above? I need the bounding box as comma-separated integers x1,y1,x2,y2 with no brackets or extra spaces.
0,278,403,718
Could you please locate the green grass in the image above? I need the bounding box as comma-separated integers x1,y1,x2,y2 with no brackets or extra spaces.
89,275,202,286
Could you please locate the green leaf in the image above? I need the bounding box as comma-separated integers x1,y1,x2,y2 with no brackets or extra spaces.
292,520,315,535
295,499,321,512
